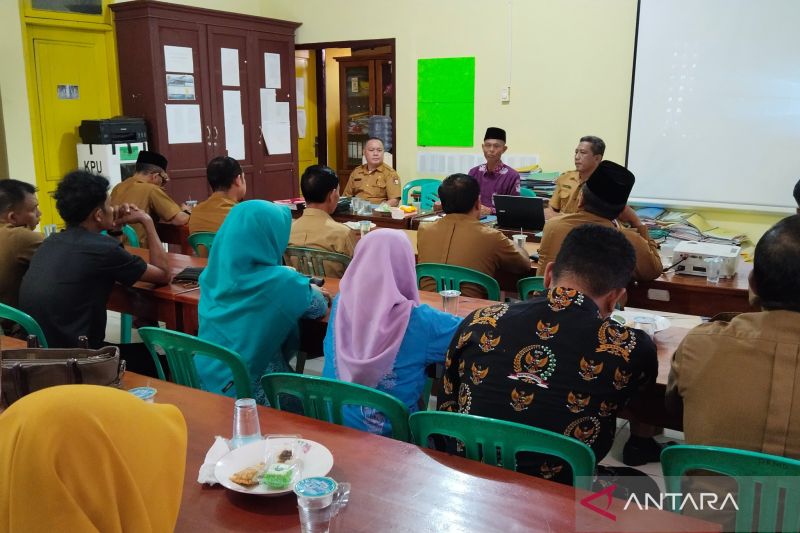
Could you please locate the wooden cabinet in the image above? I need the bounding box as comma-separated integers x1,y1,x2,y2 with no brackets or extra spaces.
336,55,394,190
110,1,301,202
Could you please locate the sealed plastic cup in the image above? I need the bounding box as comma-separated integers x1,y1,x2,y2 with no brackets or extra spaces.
359,220,371,237
633,316,657,339
128,386,157,403
512,233,527,250
390,207,404,220
660,241,677,267
231,398,261,449
440,290,461,315
294,477,350,533
705,256,723,283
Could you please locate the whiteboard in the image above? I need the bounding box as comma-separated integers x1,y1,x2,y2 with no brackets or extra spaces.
626,0,800,211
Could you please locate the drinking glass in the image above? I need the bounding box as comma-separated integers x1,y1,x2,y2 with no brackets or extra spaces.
230,398,261,449
295,477,351,533
359,220,371,237
440,290,461,315
633,316,657,339
705,257,723,283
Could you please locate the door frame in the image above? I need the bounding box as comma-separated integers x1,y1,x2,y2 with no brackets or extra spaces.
295,38,396,174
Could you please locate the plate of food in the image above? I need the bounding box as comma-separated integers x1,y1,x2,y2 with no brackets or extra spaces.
215,437,334,496
610,310,671,332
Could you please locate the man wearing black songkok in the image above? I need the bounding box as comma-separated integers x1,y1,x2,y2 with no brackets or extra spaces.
467,127,521,215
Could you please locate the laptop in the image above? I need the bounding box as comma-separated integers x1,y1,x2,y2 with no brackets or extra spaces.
494,195,545,231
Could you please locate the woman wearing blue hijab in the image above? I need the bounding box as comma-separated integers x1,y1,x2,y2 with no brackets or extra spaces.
197,200,328,403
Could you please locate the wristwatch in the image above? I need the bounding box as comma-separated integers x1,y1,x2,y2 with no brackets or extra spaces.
182,209,192,216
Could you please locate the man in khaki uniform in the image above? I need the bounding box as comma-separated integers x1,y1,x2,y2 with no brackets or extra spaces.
343,137,401,206
109,150,189,246
548,135,605,216
417,173,531,298
188,156,246,244
0,179,43,308
537,160,662,282
289,165,356,278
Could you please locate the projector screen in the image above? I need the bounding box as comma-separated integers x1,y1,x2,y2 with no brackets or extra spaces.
626,0,800,211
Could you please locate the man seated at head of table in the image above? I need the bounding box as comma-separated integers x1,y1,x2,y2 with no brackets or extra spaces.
667,215,800,458
323,229,461,436
0,385,187,532
0,179,43,310
18,170,172,349
417,173,530,298
438,224,657,484
109,150,191,247
288,165,356,278
536,160,663,282
468,127,520,216
547,135,605,217
342,137,401,207
187,156,247,247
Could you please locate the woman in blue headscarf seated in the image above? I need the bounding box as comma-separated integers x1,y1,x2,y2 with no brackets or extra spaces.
197,200,328,403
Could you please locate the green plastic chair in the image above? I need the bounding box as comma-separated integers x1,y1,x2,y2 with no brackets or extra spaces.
520,188,536,198
409,411,595,489
260,373,411,442
401,178,440,205
416,263,501,301
138,327,253,399
0,302,48,347
103,224,139,343
284,246,352,277
188,231,216,256
661,444,800,532
517,276,546,300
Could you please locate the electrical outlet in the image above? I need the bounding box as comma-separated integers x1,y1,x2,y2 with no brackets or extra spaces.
501,86,511,102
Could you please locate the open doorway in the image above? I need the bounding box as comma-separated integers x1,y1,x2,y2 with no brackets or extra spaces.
296,39,396,192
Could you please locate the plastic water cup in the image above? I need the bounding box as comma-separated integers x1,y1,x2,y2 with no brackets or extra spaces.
230,398,261,449
295,477,351,533
660,241,677,266
359,220,371,237
705,256,723,283
185,199,198,209
440,290,461,315
633,317,657,339
512,233,527,250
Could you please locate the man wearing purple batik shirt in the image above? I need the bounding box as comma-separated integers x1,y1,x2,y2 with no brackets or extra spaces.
468,127,521,215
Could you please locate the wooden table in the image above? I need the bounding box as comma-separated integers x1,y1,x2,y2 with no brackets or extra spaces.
107,248,204,331
626,259,755,316
0,335,27,350
156,222,193,255
332,210,417,230
123,373,718,532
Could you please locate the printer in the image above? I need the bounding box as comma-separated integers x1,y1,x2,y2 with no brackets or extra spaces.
672,241,741,278
76,117,149,188
79,117,147,144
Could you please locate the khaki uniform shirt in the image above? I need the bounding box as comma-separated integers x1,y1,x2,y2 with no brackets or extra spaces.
0,224,44,307
288,207,356,278
667,311,800,459
343,163,402,203
549,170,584,214
188,192,236,235
109,175,182,246
536,211,662,281
417,213,531,298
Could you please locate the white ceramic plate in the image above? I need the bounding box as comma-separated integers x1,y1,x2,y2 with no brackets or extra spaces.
343,221,377,231
610,310,671,332
214,438,333,496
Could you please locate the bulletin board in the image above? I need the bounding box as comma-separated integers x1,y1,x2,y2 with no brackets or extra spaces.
417,57,475,147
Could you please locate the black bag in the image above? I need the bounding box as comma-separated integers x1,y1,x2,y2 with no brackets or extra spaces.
173,266,204,284
1,345,124,407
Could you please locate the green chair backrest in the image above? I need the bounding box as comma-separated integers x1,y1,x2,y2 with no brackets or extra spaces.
102,225,138,343
188,232,216,256
416,262,501,301
520,187,536,198
401,178,440,205
260,373,411,442
284,246,352,277
517,276,546,300
101,224,140,247
661,444,800,532
0,302,48,347
409,411,595,489
418,182,440,211
138,327,253,399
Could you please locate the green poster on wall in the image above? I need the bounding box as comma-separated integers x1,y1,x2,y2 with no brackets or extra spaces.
417,57,475,147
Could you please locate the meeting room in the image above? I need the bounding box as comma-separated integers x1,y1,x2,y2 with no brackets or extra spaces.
1,1,799,531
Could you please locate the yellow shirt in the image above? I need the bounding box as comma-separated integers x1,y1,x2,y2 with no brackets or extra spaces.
549,170,584,214
288,207,356,278
343,163,402,203
0,224,43,307
188,192,237,235
417,213,531,298
536,210,663,281
109,175,182,246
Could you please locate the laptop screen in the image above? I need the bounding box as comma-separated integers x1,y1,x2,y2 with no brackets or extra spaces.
494,195,545,231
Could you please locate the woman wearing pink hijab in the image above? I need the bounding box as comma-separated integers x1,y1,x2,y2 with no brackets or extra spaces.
322,229,461,436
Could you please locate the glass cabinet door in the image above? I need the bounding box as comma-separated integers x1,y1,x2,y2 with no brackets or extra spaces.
343,63,373,168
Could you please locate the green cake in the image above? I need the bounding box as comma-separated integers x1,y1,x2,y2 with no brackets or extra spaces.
261,463,296,489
